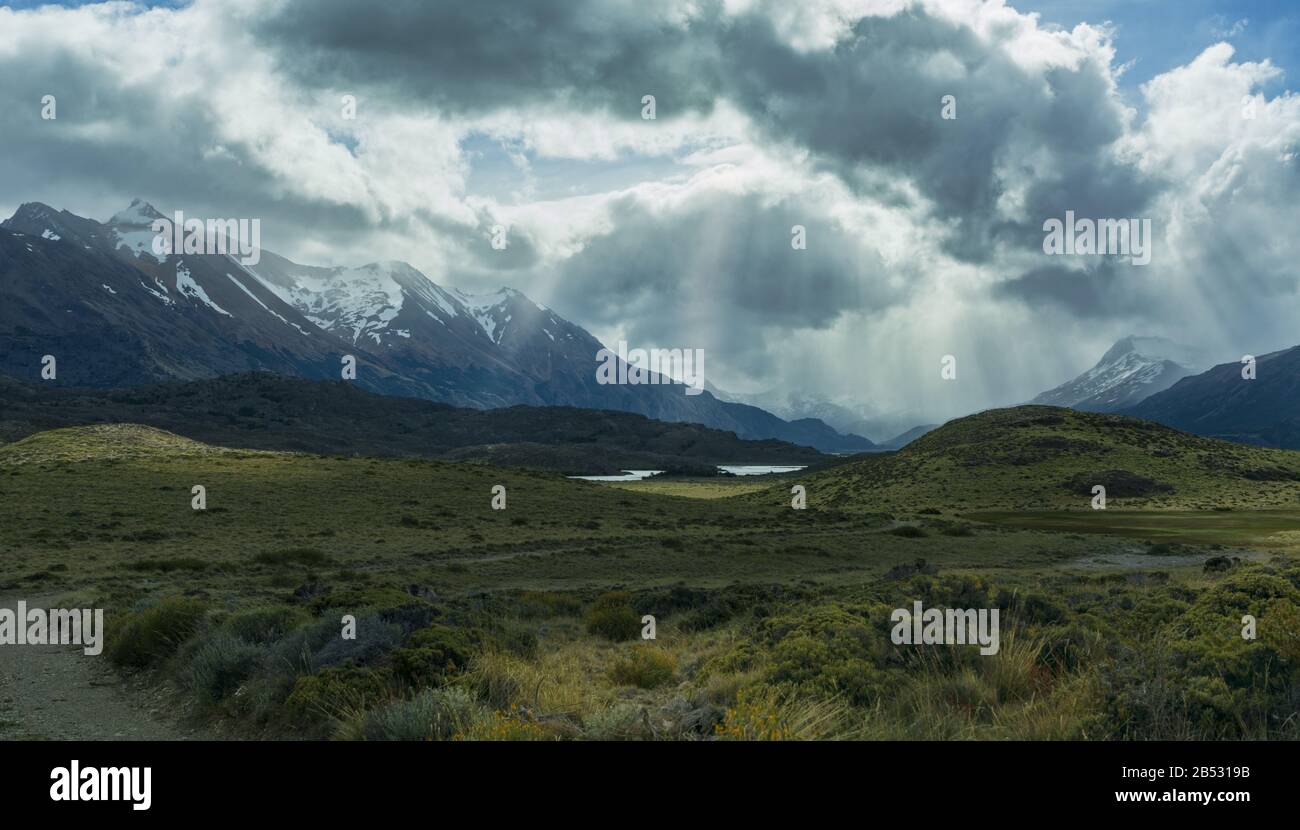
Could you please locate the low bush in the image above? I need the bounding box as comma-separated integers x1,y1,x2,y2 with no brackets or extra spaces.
107,597,208,669
224,605,309,645
585,592,642,641
608,646,676,689
391,624,480,687
285,665,393,731
189,633,267,706
357,687,485,741
888,525,927,538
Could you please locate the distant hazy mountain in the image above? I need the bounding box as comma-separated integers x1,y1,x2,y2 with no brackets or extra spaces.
1125,345,1300,449
1031,335,1206,412
876,423,940,450
713,388,918,444
0,199,872,452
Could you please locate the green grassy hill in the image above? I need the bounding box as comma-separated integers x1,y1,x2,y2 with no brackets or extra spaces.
766,405,1300,512
0,424,261,466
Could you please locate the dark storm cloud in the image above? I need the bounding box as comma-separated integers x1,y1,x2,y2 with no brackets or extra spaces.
722,10,1160,262
255,0,726,117
993,261,1133,318
254,0,1163,263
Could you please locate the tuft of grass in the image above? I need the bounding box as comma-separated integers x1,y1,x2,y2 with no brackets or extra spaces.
715,687,852,741
465,646,612,715
345,687,487,741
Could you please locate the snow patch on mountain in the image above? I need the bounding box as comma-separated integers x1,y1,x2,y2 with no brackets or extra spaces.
258,262,406,344
226,272,310,336
112,229,166,263
176,264,230,315
140,278,172,305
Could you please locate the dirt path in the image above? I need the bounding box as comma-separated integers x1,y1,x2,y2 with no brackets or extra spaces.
0,597,213,741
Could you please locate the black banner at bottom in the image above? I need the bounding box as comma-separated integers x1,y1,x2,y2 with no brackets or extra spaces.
0,740,1276,816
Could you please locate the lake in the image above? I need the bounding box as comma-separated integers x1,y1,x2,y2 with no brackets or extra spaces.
571,464,806,482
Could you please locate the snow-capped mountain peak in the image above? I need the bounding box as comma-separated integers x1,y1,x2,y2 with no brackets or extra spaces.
8,202,58,226
1097,335,1204,370
452,287,533,344
453,286,522,309
105,199,168,262
1031,335,1208,412
108,198,165,227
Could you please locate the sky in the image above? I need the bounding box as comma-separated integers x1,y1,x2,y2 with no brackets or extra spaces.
1,0,1298,425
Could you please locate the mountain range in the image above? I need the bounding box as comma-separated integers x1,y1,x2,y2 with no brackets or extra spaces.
1020,334,1300,451
7,200,1299,457
0,200,872,453
1125,345,1300,449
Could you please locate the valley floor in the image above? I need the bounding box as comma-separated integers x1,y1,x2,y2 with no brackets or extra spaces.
1,422,1298,741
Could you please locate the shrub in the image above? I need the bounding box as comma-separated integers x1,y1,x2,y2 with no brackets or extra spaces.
310,615,403,670
759,603,898,706
888,525,927,538
107,597,208,669
224,605,309,645
285,665,392,729
609,646,677,689
585,592,642,641
301,585,415,614
268,615,342,676
517,591,582,619
359,687,485,741
189,633,267,706
391,624,480,687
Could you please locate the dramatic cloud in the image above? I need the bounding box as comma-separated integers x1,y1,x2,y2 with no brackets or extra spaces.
1,0,1298,422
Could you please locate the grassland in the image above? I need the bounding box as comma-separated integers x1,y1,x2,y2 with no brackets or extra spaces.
2,409,1298,741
